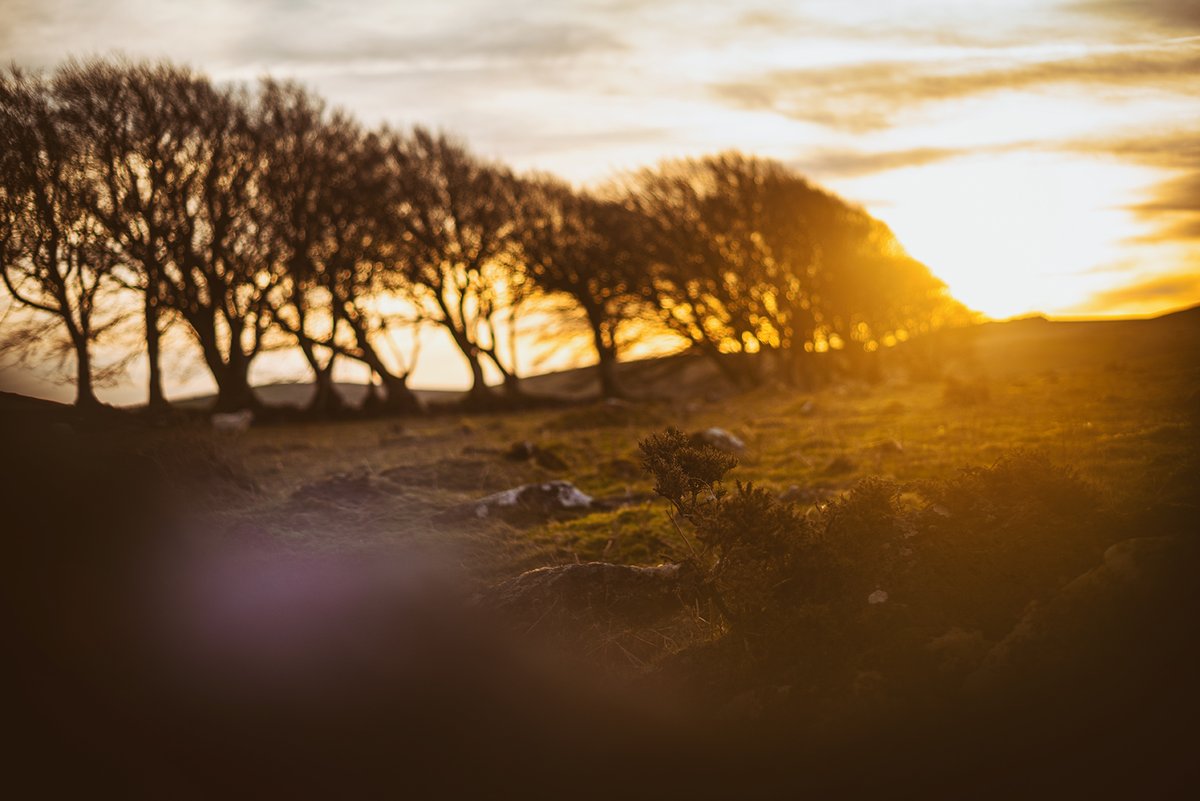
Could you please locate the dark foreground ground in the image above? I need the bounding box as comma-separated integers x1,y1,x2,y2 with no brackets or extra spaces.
4,310,1199,798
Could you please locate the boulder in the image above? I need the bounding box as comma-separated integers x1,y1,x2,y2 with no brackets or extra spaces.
211,409,254,433
690,427,746,454
472,480,595,520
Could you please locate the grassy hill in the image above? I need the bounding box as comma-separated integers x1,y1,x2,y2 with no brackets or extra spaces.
4,308,1198,796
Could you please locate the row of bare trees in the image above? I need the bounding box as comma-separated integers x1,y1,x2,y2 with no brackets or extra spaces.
0,59,964,414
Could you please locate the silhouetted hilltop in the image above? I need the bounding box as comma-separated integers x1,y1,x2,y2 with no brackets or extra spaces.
165,306,1200,410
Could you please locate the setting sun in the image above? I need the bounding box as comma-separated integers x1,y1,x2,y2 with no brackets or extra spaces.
836,151,1167,318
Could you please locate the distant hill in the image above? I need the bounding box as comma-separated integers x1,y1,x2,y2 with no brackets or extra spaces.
14,304,1198,413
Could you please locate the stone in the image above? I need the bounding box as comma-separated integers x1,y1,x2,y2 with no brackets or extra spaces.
211,409,254,433
472,480,594,520
691,427,746,454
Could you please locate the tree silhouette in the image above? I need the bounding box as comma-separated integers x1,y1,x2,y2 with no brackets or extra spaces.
0,68,122,409
142,74,279,412
625,152,961,387
1,58,970,413
385,128,525,406
516,176,653,398
258,81,422,414
51,60,192,413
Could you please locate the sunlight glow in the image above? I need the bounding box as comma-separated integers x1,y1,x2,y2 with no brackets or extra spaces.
833,153,1167,318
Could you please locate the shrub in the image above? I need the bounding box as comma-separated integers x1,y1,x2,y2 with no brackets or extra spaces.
638,428,819,629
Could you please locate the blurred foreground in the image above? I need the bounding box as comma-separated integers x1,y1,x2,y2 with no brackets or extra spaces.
5,312,1199,798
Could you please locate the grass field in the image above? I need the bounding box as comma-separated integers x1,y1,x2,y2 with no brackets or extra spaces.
178,310,1199,575
6,309,1199,796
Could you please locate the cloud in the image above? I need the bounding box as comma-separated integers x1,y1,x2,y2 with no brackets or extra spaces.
231,16,627,70
1071,131,1200,241
790,146,969,178
1070,0,1200,32
710,42,1200,132
787,139,1044,179
0,1,627,75
1076,271,1200,314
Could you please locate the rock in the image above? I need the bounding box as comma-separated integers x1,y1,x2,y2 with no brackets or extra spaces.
875,438,904,453
211,409,254,433
471,480,595,520
690,426,746,454
868,589,889,604
798,399,816,416
487,561,699,625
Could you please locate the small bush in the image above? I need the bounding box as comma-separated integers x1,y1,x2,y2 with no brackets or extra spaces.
639,427,820,629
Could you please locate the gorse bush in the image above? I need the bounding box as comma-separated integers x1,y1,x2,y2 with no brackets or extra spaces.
639,427,821,629
639,428,1117,668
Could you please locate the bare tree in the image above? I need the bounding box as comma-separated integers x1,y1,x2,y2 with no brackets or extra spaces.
258,81,422,414
0,68,123,409
516,176,652,398
123,72,280,412
385,128,524,406
50,60,190,412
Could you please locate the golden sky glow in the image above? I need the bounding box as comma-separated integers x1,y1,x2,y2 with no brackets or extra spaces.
1,0,1198,400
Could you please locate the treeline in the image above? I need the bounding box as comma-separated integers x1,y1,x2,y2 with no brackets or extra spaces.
0,59,966,414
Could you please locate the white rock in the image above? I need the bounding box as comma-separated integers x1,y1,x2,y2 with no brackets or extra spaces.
868,589,889,605
211,409,254,433
694,427,746,454
473,480,594,516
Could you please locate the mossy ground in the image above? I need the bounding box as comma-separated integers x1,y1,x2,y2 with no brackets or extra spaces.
182,314,1197,590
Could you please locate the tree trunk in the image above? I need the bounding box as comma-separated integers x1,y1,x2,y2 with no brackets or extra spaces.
698,340,755,388
378,370,422,414
308,364,346,416
73,337,100,410
587,312,623,399
787,345,818,391
482,351,523,400
144,291,168,413
461,347,496,408
596,347,622,399
212,352,258,413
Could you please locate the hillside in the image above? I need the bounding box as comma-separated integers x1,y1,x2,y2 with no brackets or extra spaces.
4,306,1198,797
161,305,1200,411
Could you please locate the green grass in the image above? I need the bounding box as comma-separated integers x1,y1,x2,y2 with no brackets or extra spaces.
158,314,1197,590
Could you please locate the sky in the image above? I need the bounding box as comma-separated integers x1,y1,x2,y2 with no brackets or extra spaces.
1,0,1198,402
